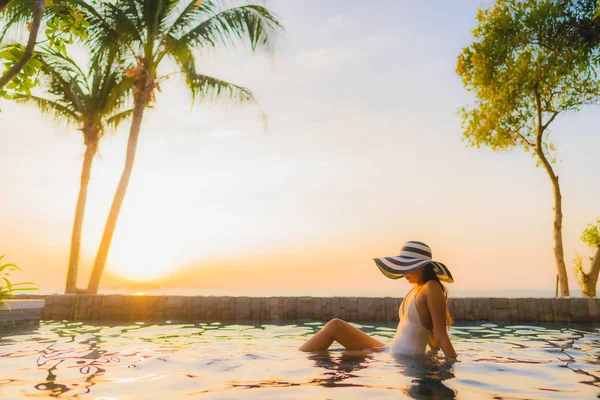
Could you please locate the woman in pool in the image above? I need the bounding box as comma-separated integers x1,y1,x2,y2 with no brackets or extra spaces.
299,241,457,360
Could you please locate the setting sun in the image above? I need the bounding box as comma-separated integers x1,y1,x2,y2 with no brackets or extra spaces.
106,242,180,282
99,196,195,282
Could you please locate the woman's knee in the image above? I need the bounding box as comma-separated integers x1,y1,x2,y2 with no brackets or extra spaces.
325,317,346,332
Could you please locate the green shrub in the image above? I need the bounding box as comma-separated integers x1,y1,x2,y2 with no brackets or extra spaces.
0,254,38,304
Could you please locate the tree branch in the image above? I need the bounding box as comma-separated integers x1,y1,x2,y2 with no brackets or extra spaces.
0,0,45,91
514,131,535,147
532,84,558,181
543,111,560,130
533,82,544,150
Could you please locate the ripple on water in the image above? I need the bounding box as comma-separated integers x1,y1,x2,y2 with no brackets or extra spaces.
1,321,600,399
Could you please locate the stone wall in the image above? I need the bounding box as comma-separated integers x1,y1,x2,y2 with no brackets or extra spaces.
0,299,45,325
15,295,600,323
0,308,42,325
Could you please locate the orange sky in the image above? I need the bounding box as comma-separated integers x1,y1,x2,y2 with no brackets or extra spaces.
1,0,598,296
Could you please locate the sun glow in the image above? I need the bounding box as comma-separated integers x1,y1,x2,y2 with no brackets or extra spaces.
106,244,181,282
100,196,198,282
78,138,310,284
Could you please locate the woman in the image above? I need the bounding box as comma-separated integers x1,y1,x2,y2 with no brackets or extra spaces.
299,241,457,360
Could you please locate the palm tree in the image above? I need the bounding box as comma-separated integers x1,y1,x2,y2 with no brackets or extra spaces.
14,49,133,293
74,0,283,294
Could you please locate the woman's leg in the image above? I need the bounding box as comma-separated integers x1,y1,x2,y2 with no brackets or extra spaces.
298,318,386,351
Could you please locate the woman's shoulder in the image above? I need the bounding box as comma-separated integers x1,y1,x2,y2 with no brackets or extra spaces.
422,280,445,296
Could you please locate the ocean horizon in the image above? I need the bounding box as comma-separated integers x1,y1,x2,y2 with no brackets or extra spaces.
34,288,586,298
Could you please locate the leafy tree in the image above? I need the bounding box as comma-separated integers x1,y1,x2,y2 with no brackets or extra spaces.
14,50,133,293
0,0,89,96
72,0,284,293
456,0,600,296
0,0,45,93
574,219,600,297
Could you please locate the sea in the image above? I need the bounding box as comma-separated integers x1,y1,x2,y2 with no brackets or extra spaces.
34,288,585,298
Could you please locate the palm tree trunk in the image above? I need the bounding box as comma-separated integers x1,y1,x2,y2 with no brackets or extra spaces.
584,247,600,297
0,0,45,90
65,139,97,293
86,83,150,294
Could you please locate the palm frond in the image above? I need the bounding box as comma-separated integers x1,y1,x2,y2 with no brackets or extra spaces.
162,32,195,70
12,93,79,122
104,0,144,44
14,45,133,135
163,0,207,38
161,0,193,36
102,70,133,112
176,3,283,53
164,20,256,105
89,66,132,121
67,0,134,64
187,72,255,105
0,0,35,42
36,52,87,113
140,0,168,41
105,108,134,130
39,49,88,85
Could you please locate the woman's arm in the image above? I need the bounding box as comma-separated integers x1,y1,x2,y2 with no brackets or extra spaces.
425,281,457,359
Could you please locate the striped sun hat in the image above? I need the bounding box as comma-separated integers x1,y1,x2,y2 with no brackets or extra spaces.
373,241,454,283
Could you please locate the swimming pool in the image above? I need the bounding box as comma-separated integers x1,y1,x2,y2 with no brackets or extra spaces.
1,321,599,399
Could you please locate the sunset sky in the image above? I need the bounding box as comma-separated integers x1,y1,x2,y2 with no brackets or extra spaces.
1,0,599,296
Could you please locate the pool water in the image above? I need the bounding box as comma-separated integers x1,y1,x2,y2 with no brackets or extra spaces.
1,321,599,399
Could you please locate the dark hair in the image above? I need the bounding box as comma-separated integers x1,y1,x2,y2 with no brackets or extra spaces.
422,264,453,349
422,264,448,300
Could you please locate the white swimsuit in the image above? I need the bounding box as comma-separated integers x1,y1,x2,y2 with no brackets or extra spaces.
388,287,431,355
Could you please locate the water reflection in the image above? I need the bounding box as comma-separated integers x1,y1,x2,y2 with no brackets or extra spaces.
0,321,598,399
1,323,149,398
305,350,456,399
307,350,373,387
32,327,116,397
391,354,456,399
